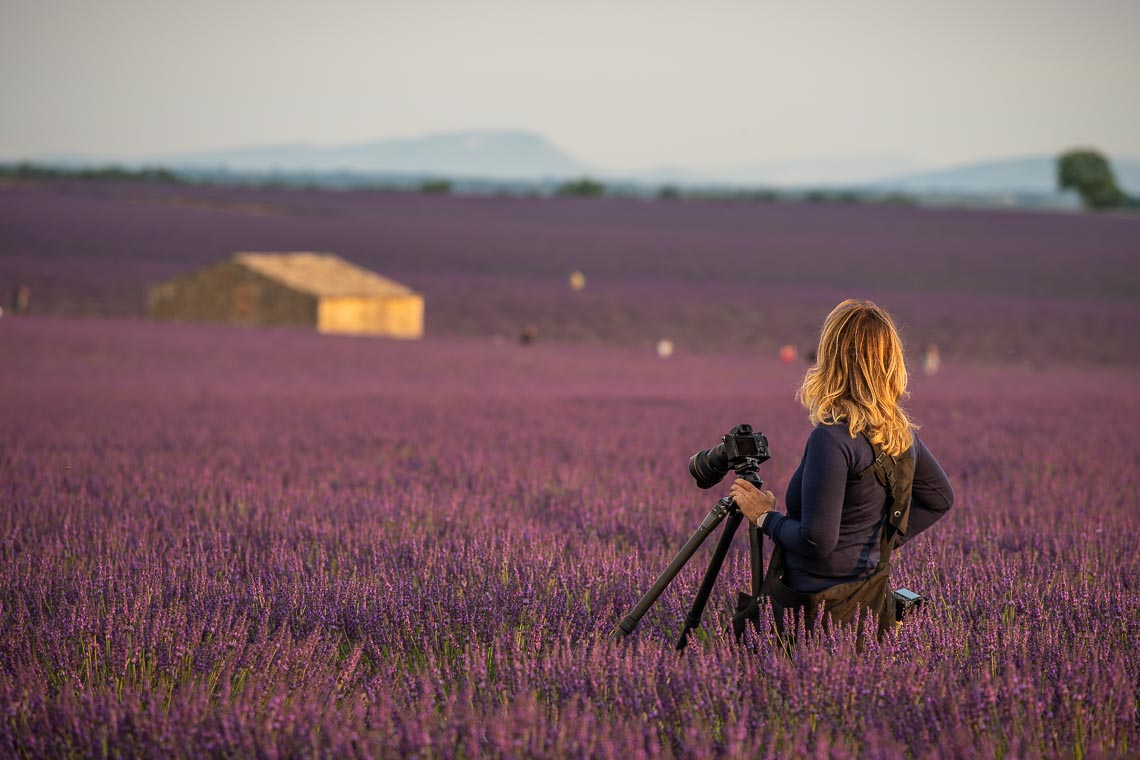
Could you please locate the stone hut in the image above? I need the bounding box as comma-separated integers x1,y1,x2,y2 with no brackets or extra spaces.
147,252,423,338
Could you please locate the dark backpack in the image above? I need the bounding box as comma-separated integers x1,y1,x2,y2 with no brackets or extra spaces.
733,433,915,646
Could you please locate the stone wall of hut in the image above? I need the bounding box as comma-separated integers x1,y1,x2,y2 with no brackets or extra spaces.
316,294,424,338
146,261,318,327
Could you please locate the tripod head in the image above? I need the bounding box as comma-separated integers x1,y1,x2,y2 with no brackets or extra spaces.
730,457,764,491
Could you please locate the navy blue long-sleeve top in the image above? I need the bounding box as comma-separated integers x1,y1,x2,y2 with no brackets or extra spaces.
761,424,954,593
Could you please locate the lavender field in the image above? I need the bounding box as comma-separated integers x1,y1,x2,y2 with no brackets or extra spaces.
2,181,1140,757
2,315,1138,758
2,181,1139,365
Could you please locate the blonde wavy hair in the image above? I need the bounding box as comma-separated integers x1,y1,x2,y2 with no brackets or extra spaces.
796,299,916,456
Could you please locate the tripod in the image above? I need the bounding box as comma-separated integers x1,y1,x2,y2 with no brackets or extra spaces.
610,463,767,649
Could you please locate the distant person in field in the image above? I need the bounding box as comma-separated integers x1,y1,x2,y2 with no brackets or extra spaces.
12,284,31,316
923,342,942,375
731,299,954,641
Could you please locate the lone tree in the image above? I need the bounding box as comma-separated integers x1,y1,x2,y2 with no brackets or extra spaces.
1057,149,1128,209
555,178,606,198
419,179,452,194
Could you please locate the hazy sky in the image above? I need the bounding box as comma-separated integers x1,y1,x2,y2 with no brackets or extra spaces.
2,0,1138,171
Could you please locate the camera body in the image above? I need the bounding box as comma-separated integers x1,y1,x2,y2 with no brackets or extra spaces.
723,425,768,463
689,423,771,489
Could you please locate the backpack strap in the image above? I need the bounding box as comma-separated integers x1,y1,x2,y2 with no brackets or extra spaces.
855,444,888,483
856,432,915,567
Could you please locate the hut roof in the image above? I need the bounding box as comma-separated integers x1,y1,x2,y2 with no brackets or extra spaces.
234,252,415,298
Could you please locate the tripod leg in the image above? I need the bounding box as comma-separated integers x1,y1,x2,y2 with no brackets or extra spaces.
610,498,733,640
675,510,744,650
728,522,767,641
749,523,763,597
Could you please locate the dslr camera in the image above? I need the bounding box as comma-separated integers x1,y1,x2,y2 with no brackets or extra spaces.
689,424,770,489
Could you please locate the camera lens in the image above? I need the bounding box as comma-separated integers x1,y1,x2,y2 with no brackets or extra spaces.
689,443,729,489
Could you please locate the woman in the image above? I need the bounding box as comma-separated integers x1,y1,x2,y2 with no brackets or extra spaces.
731,299,954,636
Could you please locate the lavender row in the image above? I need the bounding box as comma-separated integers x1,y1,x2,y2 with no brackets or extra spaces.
2,182,1138,365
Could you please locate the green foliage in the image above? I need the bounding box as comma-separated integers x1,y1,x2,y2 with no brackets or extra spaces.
419,179,452,194
0,162,180,184
555,177,606,198
804,189,863,205
1057,150,1128,209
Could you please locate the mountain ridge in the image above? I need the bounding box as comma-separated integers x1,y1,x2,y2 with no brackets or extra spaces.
146,129,589,180
22,129,1140,196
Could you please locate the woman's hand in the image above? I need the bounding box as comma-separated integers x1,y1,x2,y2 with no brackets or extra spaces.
729,478,776,527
